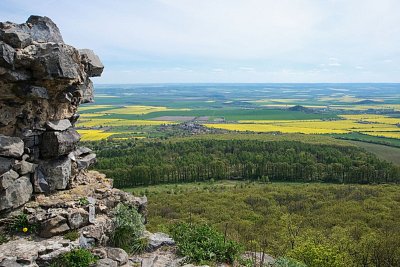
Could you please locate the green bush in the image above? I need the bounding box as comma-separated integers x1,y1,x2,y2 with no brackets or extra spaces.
288,241,350,267
78,197,90,206
170,223,242,264
63,230,80,241
273,257,307,267
49,248,97,267
110,203,145,253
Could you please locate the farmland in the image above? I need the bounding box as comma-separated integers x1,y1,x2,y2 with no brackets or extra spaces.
81,84,400,267
76,84,400,150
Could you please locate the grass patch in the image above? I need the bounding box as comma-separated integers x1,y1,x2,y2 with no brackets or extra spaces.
49,248,98,267
63,230,80,241
170,222,242,265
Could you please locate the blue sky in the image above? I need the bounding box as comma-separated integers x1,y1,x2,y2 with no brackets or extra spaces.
1,0,400,83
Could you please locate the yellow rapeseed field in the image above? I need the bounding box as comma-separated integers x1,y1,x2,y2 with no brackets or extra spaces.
361,132,400,139
77,130,118,141
77,119,175,127
98,105,189,115
318,95,371,103
331,104,400,111
204,123,349,134
79,113,107,118
78,105,114,111
340,114,400,125
207,114,399,138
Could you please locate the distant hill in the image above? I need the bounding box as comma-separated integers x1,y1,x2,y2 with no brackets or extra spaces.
288,105,312,113
355,99,381,104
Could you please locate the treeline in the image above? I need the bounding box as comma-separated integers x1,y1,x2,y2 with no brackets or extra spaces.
88,139,400,188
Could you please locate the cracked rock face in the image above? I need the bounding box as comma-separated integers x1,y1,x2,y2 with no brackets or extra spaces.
0,16,103,212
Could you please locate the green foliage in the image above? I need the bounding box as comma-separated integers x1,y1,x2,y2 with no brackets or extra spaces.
92,138,400,188
78,197,90,206
137,181,400,267
288,241,350,267
110,203,145,253
63,230,80,241
6,213,38,234
273,257,307,267
170,222,242,264
49,248,97,267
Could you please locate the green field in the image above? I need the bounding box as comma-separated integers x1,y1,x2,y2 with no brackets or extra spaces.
80,107,336,121
330,132,400,147
346,140,400,165
77,84,400,143
125,181,400,266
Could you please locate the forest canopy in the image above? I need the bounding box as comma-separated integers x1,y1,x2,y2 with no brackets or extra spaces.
87,136,400,188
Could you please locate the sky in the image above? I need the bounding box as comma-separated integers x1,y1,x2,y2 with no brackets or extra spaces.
1,0,400,83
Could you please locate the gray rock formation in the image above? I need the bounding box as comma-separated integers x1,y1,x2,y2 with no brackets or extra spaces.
0,15,103,211
0,135,24,158
0,16,168,267
0,175,32,210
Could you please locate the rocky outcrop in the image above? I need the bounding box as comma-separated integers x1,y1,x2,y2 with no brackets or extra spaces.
0,15,103,211
0,16,149,267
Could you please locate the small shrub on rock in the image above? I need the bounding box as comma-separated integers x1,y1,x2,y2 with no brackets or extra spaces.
110,203,145,253
170,222,242,265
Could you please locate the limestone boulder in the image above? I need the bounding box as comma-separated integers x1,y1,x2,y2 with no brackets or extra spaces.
0,176,32,211
20,85,49,100
39,157,71,191
0,134,24,158
40,215,70,238
0,169,19,190
45,119,72,131
67,208,89,229
77,153,97,170
106,247,128,266
146,232,175,252
26,15,64,44
96,258,118,267
0,236,78,267
30,43,81,80
79,49,104,77
0,21,32,48
40,129,80,158
0,157,14,175
32,167,50,193
13,160,36,175
0,41,15,67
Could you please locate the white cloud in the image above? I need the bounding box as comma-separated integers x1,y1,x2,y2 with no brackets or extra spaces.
1,0,400,82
